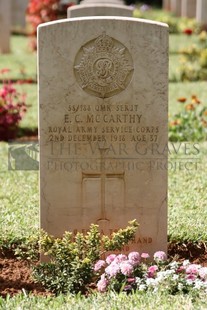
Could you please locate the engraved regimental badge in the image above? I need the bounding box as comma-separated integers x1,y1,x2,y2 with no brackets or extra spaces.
74,32,134,98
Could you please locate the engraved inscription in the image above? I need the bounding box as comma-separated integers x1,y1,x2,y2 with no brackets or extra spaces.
74,32,134,98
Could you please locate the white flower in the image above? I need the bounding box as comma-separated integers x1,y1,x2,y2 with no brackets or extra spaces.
169,261,179,269
194,280,205,290
178,283,184,291
186,279,194,285
135,277,142,284
183,260,190,267
138,284,146,291
172,274,179,281
146,278,157,287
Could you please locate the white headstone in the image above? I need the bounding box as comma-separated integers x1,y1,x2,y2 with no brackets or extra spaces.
181,0,196,18
163,0,171,10
11,0,28,30
196,0,207,28
171,0,182,16
68,3,133,18
81,0,125,4
0,0,11,53
38,17,168,256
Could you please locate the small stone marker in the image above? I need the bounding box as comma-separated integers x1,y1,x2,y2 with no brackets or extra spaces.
38,17,168,256
181,0,196,18
170,0,182,16
68,3,133,18
163,0,171,11
0,0,11,53
196,0,207,29
11,0,28,31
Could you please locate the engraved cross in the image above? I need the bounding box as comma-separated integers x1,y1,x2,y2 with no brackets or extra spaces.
82,147,124,222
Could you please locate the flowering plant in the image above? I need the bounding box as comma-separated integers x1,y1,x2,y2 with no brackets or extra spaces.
26,0,60,50
0,69,27,140
169,95,207,142
33,220,138,294
183,28,193,36
179,32,207,81
94,251,207,295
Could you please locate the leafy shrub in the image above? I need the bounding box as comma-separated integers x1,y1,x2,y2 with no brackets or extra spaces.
14,234,40,261
33,220,138,294
179,31,207,81
169,95,207,142
94,251,207,295
133,8,199,34
0,69,27,141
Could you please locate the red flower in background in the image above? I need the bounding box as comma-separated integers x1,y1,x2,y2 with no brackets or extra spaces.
183,28,193,36
27,0,61,50
0,72,27,140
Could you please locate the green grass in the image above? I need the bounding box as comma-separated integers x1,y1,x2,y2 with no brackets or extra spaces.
0,291,207,310
169,54,181,81
169,34,199,54
168,142,207,241
0,142,39,246
0,35,37,81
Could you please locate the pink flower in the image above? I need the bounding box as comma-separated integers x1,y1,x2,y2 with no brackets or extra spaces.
147,265,158,278
120,261,134,276
185,264,200,275
186,274,196,281
199,267,207,280
148,265,158,273
0,87,8,99
153,251,167,262
127,277,135,283
0,68,10,74
128,252,140,266
105,262,120,277
123,284,132,291
97,274,108,292
176,266,185,273
114,254,127,264
141,252,150,259
106,254,116,265
94,260,106,272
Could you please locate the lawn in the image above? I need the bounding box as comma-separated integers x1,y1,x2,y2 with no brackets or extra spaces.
0,36,36,81
0,14,207,308
1,291,207,309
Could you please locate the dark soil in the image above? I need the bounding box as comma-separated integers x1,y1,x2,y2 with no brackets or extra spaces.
0,242,206,298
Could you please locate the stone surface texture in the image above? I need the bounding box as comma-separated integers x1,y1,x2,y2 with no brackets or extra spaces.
11,0,28,29
68,4,133,18
196,0,207,26
0,0,11,53
181,0,196,18
162,0,171,11
81,0,125,5
170,0,182,16
38,17,168,256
